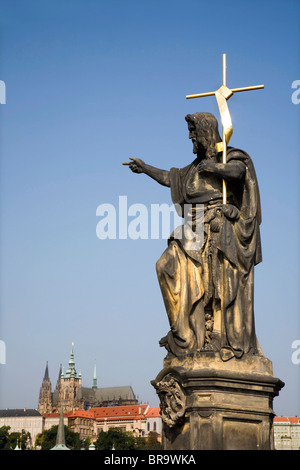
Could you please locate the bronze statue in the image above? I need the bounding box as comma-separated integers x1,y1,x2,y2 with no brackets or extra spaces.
123,55,284,451
123,111,262,362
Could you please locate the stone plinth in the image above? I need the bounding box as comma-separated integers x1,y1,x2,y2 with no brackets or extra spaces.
151,353,284,450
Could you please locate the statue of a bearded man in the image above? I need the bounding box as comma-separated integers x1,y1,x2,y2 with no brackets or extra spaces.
124,112,262,361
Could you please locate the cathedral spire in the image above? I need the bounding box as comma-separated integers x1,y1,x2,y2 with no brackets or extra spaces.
92,362,97,391
55,364,62,392
43,361,50,381
65,342,77,378
50,405,70,451
38,361,52,414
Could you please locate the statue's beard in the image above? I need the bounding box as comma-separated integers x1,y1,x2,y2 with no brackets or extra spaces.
193,139,207,157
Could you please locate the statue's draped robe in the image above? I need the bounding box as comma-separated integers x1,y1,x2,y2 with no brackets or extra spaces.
156,148,262,359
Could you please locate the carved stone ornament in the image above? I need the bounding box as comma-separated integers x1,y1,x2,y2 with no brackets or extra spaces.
153,374,186,428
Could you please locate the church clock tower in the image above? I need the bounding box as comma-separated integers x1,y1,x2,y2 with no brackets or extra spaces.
57,343,82,412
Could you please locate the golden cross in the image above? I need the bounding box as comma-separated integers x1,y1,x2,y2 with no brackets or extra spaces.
186,53,264,204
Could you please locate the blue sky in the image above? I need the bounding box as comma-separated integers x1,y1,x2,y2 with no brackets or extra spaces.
0,0,299,416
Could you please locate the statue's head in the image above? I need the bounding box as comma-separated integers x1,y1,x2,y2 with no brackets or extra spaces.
185,112,221,158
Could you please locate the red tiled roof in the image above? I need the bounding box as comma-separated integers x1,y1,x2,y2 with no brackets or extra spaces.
43,405,162,422
42,411,73,418
145,407,161,418
288,417,300,423
96,416,146,422
68,410,94,419
274,417,288,422
90,404,149,420
274,416,300,423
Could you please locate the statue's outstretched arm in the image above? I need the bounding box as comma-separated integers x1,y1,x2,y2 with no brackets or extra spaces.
123,157,170,187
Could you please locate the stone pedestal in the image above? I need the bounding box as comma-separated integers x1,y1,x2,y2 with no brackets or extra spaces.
152,353,284,450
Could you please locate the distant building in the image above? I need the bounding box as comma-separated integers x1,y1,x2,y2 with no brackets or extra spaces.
145,406,161,436
37,362,53,414
42,411,70,431
68,409,95,441
38,343,138,413
91,404,161,438
0,409,43,447
274,416,300,450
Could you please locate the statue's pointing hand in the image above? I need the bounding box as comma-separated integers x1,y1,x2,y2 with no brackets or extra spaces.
122,157,145,174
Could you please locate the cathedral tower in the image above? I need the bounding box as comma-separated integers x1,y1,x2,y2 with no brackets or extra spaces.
57,342,82,412
38,343,137,413
38,362,52,414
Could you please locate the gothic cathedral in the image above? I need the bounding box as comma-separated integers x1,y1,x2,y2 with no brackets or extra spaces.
38,343,138,413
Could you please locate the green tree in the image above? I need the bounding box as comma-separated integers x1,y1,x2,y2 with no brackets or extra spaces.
35,425,82,450
95,428,136,450
0,426,10,450
19,429,31,449
146,431,162,450
36,426,57,450
8,432,22,450
134,436,147,450
0,429,31,450
0,426,32,450
82,436,92,450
